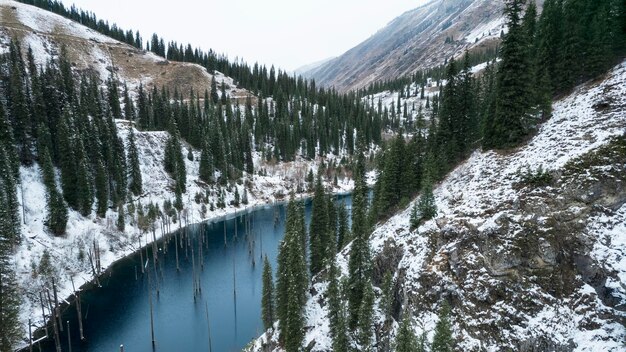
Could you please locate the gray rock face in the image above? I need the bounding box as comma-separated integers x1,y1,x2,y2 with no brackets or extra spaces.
376,139,626,351
304,0,508,92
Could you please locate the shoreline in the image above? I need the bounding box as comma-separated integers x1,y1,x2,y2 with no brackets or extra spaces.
19,186,355,350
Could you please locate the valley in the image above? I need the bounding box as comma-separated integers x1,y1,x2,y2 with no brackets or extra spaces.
0,0,624,351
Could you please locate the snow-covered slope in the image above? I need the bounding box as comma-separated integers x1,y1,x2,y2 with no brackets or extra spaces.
15,119,358,341
249,61,626,351
0,0,250,100
304,0,511,92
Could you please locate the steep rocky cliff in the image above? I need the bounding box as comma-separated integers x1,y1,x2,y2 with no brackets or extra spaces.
250,61,626,351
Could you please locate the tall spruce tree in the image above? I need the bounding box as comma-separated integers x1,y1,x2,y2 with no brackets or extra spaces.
261,255,275,330
95,158,109,217
276,198,307,351
395,312,421,352
0,104,18,178
357,279,375,351
336,202,349,250
127,126,143,196
431,301,454,352
309,175,328,275
0,147,20,246
348,142,372,330
488,0,533,149
0,175,22,350
41,149,68,236
327,254,348,352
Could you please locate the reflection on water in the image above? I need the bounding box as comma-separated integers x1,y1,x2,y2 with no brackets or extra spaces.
38,194,351,352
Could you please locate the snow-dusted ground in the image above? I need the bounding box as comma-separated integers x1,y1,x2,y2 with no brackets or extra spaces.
13,118,362,344
249,61,626,352
360,60,490,136
464,16,506,44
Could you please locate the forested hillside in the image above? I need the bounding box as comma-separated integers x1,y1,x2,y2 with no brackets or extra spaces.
0,0,393,347
0,0,624,350
250,0,626,351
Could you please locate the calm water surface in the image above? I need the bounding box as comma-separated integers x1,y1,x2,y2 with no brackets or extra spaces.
40,194,352,352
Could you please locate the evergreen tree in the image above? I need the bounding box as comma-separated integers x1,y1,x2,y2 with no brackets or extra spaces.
336,202,349,250
357,279,375,351
164,126,187,193
58,109,79,209
487,0,533,149
0,173,22,349
41,149,67,236
95,159,109,217
417,181,437,224
348,142,372,330
75,149,93,217
309,175,328,275
261,255,275,330
376,133,406,214
0,146,20,246
7,41,34,166
0,104,18,178
116,202,125,232
199,142,213,184
276,199,307,351
327,255,348,352
127,126,143,196
395,312,420,352
210,76,219,104
431,301,454,352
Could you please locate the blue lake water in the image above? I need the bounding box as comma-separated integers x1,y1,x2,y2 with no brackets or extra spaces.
39,194,352,352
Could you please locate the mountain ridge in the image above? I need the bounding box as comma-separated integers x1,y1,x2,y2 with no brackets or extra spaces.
303,0,509,92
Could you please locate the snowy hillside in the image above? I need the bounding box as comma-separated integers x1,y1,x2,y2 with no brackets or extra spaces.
249,61,626,351
0,0,251,100
304,0,507,91
14,119,358,341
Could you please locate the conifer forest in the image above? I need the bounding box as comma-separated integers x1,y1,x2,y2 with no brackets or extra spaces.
0,0,625,351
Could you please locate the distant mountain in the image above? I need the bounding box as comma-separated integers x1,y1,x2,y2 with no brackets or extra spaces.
293,56,335,76
304,0,512,92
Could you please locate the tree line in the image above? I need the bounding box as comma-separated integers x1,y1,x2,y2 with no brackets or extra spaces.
261,144,452,351
369,0,625,224
260,0,625,350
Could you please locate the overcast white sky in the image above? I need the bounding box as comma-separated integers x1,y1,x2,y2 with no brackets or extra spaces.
59,0,427,71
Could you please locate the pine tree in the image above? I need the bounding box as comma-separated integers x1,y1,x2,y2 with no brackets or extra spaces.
431,301,454,352
127,126,143,196
0,104,18,178
327,255,348,352
76,148,93,217
58,109,79,209
395,312,420,352
210,76,219,104
7,41,34,166
164,126,187,193
488,0,533,149
199,142,213,184
336,202,349,250
0,174,22,349
417,181,437,224
95,159,109,217
276,199,307,351
309,175,328,275
0,146,20,246
116,202,125,232
348,142,372,330
357,279,375,351
41,149,67,236
261,255,275,330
